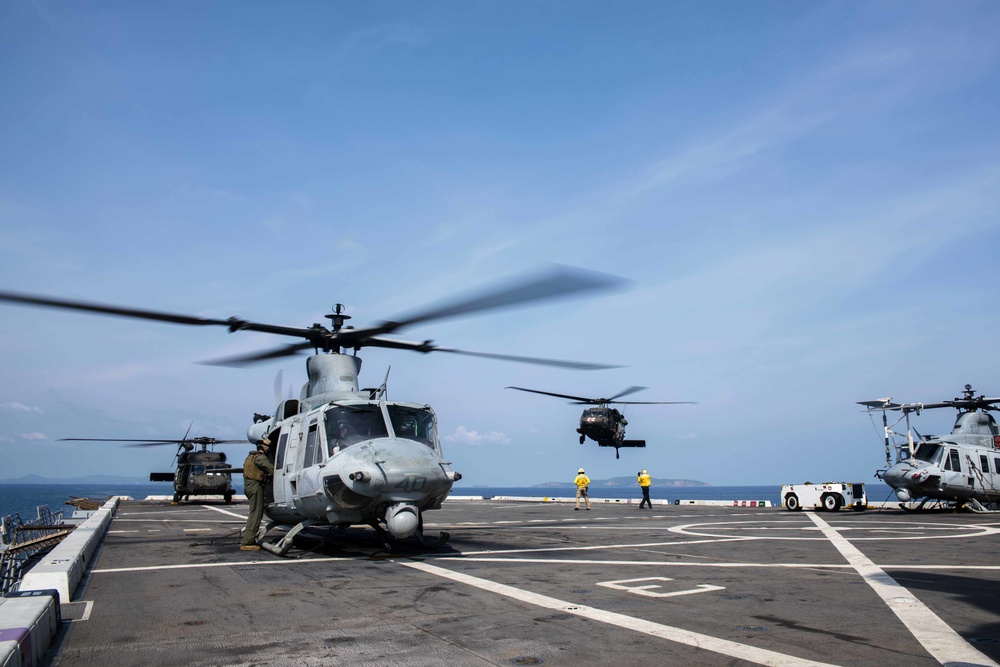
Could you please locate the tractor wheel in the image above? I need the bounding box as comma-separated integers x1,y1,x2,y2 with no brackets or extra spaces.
785,494,800,511
822,494,841,512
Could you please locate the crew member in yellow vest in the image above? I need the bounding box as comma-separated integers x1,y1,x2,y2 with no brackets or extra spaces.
574,468,591,510
240,438,275,551
637,469,652,509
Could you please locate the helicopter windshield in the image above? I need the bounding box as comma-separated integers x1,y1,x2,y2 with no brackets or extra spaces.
387,405,437,448
323,405,389,454
912,442,943,464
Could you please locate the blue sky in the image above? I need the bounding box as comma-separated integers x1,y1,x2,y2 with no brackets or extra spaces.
1,1,998,487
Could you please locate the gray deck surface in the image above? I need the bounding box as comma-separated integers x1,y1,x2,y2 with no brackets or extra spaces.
42,499,1000,666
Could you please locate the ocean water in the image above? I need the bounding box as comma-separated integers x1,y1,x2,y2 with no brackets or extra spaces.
453,483,897,507
0,482,898,520
0,483,173,521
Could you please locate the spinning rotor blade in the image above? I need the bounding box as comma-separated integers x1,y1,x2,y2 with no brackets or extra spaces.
366,265,628,335
60,438,177,444
507,385,694,404
505,386,600,402
60,437,245,447
433,347,621,370
363,337,620,370
611,400,697,405
608,386,647,401
201,341,314,367
0,291,235,327
2,265,627,368
0,290,316,338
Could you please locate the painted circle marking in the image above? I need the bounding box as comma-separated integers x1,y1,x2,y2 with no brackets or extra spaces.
669,519,1000,541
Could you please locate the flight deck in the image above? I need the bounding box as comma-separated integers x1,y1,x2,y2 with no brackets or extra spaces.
43,498,1000,666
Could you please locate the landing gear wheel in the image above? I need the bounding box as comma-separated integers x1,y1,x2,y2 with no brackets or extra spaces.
579,435,585,444
172,493,181,505
785,494,800,511
224,492,233,505
822,494,841,512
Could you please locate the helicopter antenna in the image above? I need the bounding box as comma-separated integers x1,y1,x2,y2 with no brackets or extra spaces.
379,366,391,400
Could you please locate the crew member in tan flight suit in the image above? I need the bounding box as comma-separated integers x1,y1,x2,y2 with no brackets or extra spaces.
240,438,275,551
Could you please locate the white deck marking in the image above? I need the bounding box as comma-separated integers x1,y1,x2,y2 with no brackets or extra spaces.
92,556,357,573
115,518,243,524
65,600,94,623
807,512,999,667
400,559,838,667
182,528,213,533
597,576,725,598
200,505,248,519
670,519,1000,541
438,557,853,568
90,554,1000,575
456,536,751,556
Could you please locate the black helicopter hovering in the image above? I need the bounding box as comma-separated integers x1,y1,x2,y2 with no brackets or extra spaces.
59,432,245,504
506,386,695,458
1,266,624,555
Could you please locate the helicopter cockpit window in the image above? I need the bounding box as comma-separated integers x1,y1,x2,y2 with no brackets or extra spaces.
387,405,438,449
912,443,943,463
324,405,389,454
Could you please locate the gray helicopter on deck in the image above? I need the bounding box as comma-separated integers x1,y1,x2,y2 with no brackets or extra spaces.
1,266,624,554
859,384,1000,511
59,431,245,504
505,386,695,458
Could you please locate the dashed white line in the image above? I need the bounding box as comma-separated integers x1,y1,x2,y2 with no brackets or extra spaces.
807,511,998,666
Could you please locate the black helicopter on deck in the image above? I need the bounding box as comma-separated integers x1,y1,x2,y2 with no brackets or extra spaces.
60,432,245,504
506,386,695,458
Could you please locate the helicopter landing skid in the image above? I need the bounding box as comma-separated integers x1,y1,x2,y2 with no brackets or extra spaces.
413,529,450,550
900,498,931,512
368,522,451,553
260,519,318,557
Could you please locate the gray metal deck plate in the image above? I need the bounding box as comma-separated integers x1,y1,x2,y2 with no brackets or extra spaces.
43,500,1000,666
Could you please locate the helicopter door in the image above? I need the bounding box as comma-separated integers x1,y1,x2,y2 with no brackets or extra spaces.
941,447,972,494
282,423,304,508
271,431,290,505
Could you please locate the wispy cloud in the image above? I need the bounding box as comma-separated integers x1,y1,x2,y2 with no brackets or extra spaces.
443,426,511,446
19,432,48,440
1,402,43,413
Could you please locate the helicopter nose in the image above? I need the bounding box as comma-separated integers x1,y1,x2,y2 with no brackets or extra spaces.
882,463,912,488
367,439,453,503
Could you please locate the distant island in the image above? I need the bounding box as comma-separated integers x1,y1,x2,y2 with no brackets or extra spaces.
453,476,708,489
0,474,152,485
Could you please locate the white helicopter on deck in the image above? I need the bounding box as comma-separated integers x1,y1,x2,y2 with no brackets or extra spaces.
859,384,1000,511
0,266,625,555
